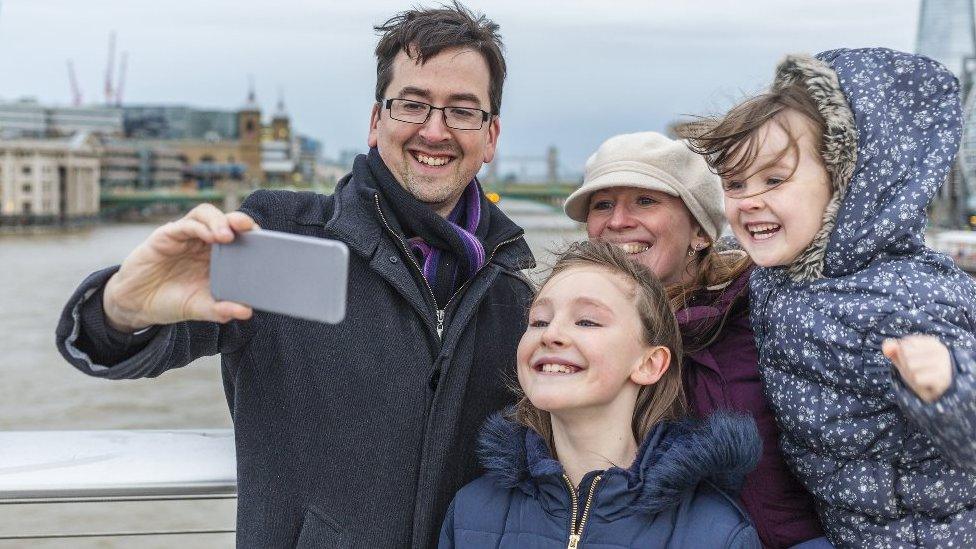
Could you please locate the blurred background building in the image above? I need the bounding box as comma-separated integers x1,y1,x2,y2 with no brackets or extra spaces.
0,132,100,223
917,0,976,228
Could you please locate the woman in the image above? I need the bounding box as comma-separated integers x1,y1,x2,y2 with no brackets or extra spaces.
562,132,826,549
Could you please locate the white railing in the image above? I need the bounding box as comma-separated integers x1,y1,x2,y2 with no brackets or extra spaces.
0,430,237,543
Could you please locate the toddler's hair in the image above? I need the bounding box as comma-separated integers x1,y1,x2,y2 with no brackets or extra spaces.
513,240,687,447
684,82,827,182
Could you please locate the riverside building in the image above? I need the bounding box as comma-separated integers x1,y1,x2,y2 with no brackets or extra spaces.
0,133,100,225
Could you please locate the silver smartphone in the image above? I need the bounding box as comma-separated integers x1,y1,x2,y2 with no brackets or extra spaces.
210,229,349,324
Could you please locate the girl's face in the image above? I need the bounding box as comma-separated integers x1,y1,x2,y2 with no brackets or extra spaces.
517,265,666,415
586,187,708,286
723,109,833,268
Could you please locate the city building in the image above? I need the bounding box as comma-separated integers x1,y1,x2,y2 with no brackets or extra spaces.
917,0,976,228
261,97,296,185
125,92,265,187
0,98,123,138
117,88,326,187
297,135,323,183
0,133,101,223
100,139,184,192
123,105,238,141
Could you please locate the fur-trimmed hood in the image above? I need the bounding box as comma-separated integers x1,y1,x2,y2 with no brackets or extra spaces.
476,410,761,517
773,48,962,282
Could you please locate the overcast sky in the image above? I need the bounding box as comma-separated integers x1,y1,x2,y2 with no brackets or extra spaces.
0,0,921,176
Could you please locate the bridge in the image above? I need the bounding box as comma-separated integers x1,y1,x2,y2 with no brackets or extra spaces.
99,183,577,217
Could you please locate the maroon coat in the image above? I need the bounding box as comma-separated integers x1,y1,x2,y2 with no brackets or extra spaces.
676,266,823,549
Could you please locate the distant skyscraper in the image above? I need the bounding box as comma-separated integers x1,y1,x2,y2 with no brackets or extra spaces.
917,0,976,85
917,0,976,227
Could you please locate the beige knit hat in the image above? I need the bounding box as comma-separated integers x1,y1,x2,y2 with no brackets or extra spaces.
563,132,726,240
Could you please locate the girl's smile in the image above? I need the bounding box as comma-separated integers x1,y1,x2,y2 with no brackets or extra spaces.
723,109,833,268
517,265,654,414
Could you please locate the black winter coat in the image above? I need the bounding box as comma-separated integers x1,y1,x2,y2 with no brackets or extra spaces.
55,167,536,548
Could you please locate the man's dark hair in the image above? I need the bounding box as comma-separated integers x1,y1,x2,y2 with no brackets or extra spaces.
374,1,506,115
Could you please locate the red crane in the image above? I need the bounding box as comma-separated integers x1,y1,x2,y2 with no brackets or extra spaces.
66,60,82,107
104,31,116,105
115,52,128,106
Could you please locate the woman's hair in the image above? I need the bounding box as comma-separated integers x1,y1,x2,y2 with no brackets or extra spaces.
683,82,827,183
666,248,752,353
512,240,687,448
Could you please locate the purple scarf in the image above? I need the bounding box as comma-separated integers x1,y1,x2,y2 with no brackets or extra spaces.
366,148,490,308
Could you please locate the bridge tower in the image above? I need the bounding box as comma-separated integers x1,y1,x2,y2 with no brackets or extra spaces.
546,146,558,183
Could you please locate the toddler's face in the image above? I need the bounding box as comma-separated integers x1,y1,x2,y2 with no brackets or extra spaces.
722,109,832,268
516,265,651,416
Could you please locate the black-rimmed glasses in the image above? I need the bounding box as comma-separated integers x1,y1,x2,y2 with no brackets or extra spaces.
383,98,493,130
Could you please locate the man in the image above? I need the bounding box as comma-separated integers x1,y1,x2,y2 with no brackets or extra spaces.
55,4,534,548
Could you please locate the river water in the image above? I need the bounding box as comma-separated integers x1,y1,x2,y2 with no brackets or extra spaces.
0,198,583,547
0,198,583,430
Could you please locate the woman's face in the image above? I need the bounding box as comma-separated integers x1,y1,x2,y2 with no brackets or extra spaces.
586,187,708,285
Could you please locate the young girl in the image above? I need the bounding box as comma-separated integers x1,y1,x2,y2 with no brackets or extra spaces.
438,241,762,548
688,48,976,548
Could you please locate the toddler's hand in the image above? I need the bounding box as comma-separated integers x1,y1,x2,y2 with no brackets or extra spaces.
882,335,953,404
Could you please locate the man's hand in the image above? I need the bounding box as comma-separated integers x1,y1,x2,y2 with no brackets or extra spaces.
883,335,953,404
102,203,259,332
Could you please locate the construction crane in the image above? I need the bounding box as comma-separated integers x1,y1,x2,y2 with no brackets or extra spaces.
115,52,128,106
66,60,82,107
104,31,116,105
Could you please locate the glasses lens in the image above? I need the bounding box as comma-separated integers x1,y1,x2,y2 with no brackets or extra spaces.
390,99,430,123
444,107,483,130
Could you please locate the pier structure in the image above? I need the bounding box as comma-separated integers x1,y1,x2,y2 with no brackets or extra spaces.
0,430,236,544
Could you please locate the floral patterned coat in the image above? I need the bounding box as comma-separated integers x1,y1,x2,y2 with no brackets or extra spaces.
750,48,976,548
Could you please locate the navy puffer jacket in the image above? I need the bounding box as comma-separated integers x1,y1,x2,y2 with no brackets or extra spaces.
439,411,762,548
750,48,976,548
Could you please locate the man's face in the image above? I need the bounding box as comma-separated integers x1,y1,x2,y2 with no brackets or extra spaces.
369,46,500,217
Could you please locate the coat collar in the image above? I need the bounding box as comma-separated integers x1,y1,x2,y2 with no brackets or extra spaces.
477,410,760,518
295,157,535,273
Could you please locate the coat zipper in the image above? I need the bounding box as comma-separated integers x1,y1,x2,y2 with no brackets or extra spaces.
373,193,522,340
562,474,602,549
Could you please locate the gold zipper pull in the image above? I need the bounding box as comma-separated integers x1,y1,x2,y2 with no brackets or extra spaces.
567,534,580,549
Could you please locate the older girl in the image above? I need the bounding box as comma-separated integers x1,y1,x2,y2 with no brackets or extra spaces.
439,241,761,548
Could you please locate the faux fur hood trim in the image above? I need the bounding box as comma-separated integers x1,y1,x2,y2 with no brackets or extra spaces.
772,53,858,282
477,410,761,514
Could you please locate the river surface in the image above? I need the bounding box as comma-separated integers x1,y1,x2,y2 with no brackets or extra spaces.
0,198,583,431
0,199,583,548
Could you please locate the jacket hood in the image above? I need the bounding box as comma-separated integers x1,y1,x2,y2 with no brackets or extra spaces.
773,48,962,282
477,410,761,515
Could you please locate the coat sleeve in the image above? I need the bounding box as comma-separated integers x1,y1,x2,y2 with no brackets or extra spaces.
437,497,458,549
53,191,277,379
871,305,976,471
55,265,254,380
